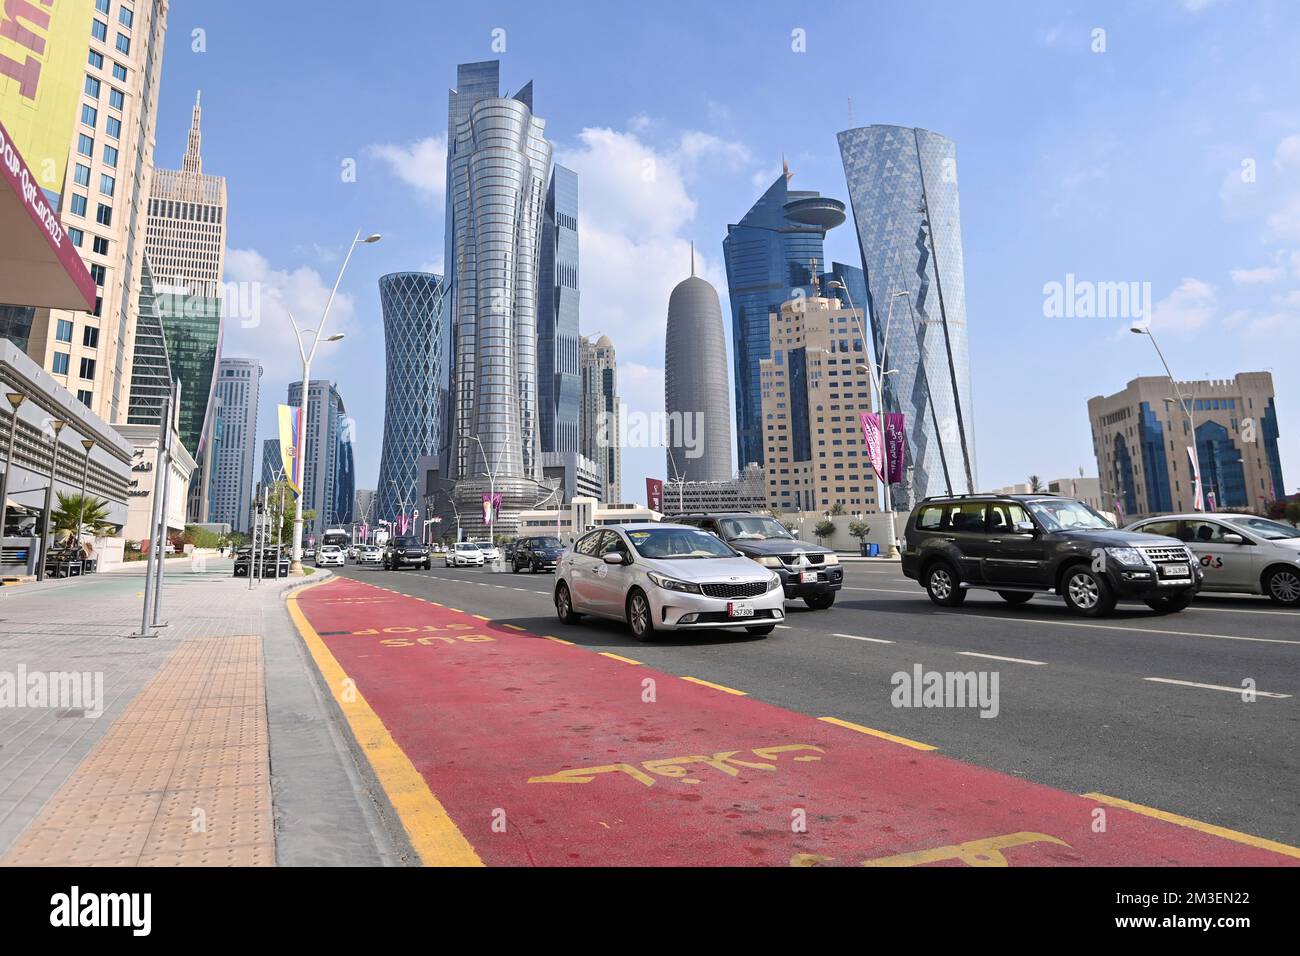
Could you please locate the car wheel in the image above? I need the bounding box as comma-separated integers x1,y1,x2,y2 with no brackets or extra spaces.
626,588,655,642
1144,591,1194,614
998,591,1034,605
1061,566,1117,617
555,582,582,624
803,592,835,610
1264,567,1300,607
924,563,966,607
746,624,776,636
511,561,520,573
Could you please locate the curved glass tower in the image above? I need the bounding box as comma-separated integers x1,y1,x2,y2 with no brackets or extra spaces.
665,264,733,482
837,125,978,505
375,272,449,525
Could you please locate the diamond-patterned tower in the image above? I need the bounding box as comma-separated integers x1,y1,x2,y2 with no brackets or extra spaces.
837,125,978,506
376,272,449,525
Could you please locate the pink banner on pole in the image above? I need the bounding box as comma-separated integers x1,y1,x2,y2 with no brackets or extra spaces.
860,413,884,476
885,413,907,485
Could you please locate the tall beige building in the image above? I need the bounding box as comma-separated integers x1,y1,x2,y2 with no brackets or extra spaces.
579,334,621,503
144,90,225,297
760,291,879,514
24,0,170,424
1088,373,1286,519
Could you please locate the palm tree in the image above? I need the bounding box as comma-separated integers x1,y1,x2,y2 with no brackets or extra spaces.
52,492,115,542
1028,475,1045,493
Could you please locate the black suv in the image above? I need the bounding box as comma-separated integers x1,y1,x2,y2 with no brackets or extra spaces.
669,511,842,609
382,537,431,570
512,535,564,573
901,494,1202,617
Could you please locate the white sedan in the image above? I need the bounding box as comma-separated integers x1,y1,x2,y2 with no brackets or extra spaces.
446,542,485,567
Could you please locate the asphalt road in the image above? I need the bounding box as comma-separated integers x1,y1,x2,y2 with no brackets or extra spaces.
329,558,1300,846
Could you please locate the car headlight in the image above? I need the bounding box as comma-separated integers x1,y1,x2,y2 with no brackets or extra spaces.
647,570,701,594
1105,547,1146,567
755,556,783,568
766,573,782,592
821,553,840,565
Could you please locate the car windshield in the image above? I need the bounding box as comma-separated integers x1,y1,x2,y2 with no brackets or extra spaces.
1025,498,1114,531
1224,516,1300,540
626,527,738,559
393,538,419,547
718,516,793,540
457,543,479,550
534,537,562,548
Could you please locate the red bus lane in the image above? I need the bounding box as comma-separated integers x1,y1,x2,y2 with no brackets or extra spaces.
293,577,1298,867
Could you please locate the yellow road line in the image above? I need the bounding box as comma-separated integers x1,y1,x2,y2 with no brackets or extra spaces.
472,614,490,621
1084,792,1300,860
286,581,483,867
682,676,747,696
599,652,642,666
501,623,526,631
817,716,937,752
544,635,574,645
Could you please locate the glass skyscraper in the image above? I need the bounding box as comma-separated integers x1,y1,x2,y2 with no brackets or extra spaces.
440,60,553,537
838,125,978,505
538,165,581,455
375,272,449,524
723,172,849,469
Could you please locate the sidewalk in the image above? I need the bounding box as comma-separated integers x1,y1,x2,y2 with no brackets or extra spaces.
0,560,403,866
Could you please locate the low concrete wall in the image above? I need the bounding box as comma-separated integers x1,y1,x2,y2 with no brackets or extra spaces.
780,512,901,554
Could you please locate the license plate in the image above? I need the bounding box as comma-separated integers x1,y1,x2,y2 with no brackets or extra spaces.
800,570,817,584
1160,564,1190,577
728,601,755,618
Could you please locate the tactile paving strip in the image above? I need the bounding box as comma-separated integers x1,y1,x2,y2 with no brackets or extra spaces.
0,635,274,867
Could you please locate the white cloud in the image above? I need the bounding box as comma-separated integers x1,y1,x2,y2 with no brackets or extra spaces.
556,127,732,354
366,135,447,201
1147,277,1217,334
222,248,359,387
1230,262,1284,284
618,361,665,417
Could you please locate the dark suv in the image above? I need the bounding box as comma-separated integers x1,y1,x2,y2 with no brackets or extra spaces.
512,535,565,573
382,537,431,570
901,494,1201,616
669,512,842,609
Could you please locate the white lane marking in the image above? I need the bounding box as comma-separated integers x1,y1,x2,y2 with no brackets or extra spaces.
1143,677,1291,699
957,651,1047,666
842,585,1300,619
775,625,794,630
832,632,894,645
841,586,920,595
936,612,1300,646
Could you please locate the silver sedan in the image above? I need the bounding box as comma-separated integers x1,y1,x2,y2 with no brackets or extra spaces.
554,523,785,640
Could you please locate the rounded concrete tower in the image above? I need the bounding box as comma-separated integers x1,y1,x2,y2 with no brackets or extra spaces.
665,254,733,483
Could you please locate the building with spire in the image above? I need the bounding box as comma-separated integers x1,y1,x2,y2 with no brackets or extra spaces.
723,166,859,471
665,249,733,483
143,90,229,521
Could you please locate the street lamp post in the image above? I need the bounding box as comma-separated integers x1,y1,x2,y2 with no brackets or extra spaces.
467,435,500,546
287,230,380,574
0,392,27,551
77,439,95,545
37,419,67,581
1132,325,1202,511
830,280,904,557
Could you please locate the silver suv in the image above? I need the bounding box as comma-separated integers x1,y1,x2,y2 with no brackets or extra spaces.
554,523,786,640
1124,514,1300,606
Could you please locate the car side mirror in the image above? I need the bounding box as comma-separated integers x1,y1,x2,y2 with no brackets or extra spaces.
1221,533,1246,545
1015,521,1037,535
603,552,627,565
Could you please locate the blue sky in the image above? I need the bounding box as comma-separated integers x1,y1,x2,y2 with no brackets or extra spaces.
156,0,1300,506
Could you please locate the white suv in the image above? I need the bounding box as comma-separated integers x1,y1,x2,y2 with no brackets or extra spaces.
554,523,785,640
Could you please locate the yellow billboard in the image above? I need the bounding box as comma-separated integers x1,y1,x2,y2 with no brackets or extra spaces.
0,0,95,196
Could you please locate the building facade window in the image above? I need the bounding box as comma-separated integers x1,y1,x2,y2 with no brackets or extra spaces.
53,352,70,375
56,319,74,342
79,357,97,380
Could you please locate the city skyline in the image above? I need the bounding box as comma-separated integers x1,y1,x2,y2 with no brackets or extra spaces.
156,3,1299,504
